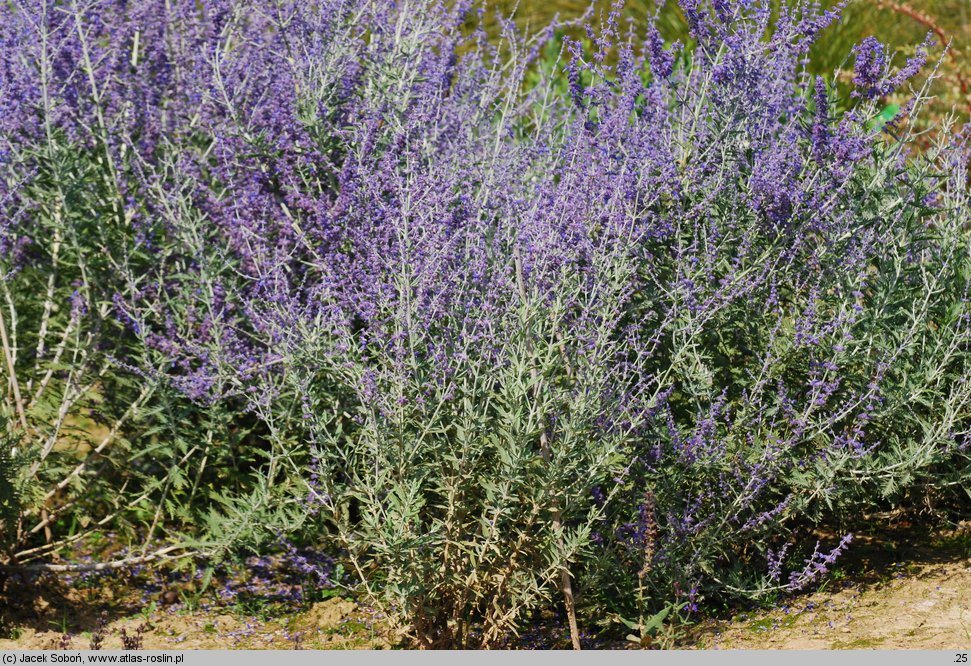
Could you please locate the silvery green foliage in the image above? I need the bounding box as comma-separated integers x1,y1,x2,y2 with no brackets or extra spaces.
0,0,158,563
0,0,306,566
1,0,969,647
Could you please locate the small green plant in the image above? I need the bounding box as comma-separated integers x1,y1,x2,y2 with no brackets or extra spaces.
48,611,72,636
931,529,971,557
617,602,684,648
136,602,158,625
178,590,202,614
3,626,25,642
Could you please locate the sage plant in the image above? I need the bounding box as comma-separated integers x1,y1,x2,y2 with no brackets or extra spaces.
1,0,969,648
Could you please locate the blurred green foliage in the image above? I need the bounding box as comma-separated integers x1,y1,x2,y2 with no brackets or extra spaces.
483,0,970,122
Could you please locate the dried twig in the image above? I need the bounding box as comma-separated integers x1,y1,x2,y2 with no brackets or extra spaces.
0,545,190,573
0,304,29,433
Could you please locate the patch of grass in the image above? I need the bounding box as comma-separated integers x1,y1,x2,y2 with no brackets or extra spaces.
3,626,24,641
830,637,884,649
47,612,73,635
230,598,290,623
135,602,158,624
931,530,971,558
746,614,798,635
332,618,371,637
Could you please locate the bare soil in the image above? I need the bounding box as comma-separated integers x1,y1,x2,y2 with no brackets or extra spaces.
689,559,971,649
685,521,971,649
0,595,390,650
1,521,969,650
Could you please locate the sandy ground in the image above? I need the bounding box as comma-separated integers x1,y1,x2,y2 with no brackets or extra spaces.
684,522,971,649
690,559,971,649
2,522,969,650
0,597,390,650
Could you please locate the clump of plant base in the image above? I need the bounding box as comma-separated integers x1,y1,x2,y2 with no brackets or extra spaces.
1,0,969,650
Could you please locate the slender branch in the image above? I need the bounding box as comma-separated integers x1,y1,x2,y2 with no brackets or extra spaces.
14,484,152,563
31,312,79,406
0,546,190,573
27,225,62,399
41,383,154,503
0,302,28,433
512,247,582,651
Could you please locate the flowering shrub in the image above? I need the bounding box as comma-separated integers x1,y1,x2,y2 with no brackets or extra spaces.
1,0,969,649
0,0,161,564
0,0,301,569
